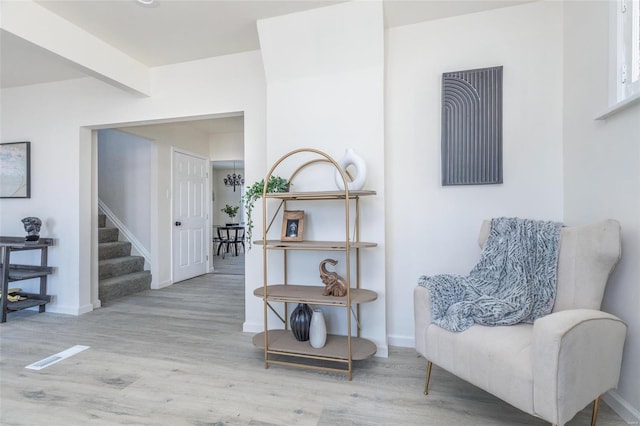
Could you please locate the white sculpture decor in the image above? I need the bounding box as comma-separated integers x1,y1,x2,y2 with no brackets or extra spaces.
334,148,367,191
309,309,327,349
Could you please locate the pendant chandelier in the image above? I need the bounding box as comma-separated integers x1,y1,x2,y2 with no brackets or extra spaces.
224,161,244,192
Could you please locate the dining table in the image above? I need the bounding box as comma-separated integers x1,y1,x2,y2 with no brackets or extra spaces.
215,225,245,258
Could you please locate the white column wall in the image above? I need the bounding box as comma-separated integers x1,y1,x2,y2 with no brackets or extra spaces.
256,1,387,354
385,2,565,346
562,1,640,419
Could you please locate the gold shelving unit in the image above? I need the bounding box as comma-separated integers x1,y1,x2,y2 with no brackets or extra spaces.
252,148,377,380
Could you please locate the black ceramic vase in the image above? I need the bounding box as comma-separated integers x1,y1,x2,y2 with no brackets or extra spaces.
290,303,313,341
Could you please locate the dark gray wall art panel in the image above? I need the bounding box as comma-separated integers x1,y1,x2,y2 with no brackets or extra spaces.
441,66,503,185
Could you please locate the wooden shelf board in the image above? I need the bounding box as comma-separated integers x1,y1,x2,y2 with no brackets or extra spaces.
254,240,377,250
264,190,376,201
4,265,53,281
253,285,377,305
0,237,54,248
5,293,51,311
252,330,377,360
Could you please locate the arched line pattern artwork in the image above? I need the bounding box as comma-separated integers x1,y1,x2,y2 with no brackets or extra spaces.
441,66,503,186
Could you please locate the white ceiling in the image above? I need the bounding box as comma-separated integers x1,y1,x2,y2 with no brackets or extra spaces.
34,0,345,67
0,0,532,134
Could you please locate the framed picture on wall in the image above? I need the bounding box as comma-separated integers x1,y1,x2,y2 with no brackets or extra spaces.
0,141,31,198
281,210,304,242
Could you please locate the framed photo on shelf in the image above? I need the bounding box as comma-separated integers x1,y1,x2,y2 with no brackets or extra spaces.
281,210,304,242
0,141,31,198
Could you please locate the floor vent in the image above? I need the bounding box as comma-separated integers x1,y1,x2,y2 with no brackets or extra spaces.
26,345,90,370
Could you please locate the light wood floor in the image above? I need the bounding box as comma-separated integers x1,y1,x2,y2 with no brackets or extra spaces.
212,248,245,275
0,271,627,426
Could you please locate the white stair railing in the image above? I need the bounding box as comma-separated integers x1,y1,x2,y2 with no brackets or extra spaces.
98,199,151,269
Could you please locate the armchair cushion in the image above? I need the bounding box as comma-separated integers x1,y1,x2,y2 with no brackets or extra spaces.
425,316,534,414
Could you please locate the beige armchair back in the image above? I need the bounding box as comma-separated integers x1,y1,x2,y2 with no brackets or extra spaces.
477,219,622,312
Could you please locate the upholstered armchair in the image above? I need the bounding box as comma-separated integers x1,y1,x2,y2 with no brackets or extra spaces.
413,219,626,426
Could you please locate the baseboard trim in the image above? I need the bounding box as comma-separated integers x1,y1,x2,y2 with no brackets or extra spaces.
388,334,415,348
243,321,263,334
46,303,94,316
603,390,640,425
374,345,389,358
154,279,173,290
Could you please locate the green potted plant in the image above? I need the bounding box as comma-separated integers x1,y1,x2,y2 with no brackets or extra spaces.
220,204,240,226
242,175,290,250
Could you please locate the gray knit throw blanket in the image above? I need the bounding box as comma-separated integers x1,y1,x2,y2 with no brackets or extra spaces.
418,217,563,332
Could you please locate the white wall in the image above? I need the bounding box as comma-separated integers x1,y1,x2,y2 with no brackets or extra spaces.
0,50,266,314
385,1,565,346
256,1,387,354
98,129,152,251
562,1,640,419
209,131,243,161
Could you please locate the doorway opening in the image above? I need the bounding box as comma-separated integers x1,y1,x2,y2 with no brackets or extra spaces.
211,159,246,275
93,113,245,307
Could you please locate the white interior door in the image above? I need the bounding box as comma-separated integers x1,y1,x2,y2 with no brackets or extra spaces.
172,149,208,282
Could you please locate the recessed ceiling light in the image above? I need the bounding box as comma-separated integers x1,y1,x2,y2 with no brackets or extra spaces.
136,0,156,6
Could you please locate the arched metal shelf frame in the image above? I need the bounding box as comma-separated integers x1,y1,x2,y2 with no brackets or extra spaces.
254,148,377,380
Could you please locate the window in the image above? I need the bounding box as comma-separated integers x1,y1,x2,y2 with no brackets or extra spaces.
618,0,640,101
599,0,640,118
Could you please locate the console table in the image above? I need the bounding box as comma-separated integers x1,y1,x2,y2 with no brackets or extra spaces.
0,237,54,323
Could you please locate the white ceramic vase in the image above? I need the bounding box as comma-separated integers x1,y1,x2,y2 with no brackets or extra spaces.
309,309,327,349
334,148,367,191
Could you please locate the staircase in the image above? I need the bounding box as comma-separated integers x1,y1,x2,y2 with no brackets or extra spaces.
98,213,151,304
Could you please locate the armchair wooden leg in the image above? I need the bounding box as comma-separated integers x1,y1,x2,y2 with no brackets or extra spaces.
424,360,433,395
591,396,601,426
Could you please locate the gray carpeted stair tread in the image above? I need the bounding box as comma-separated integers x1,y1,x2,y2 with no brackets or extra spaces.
99,256,145,280
98,227,119,243
99,241,132,260
99,271,151,304
97,213,152,304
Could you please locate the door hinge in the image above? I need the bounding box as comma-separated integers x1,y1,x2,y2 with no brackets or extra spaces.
622,63,628,83
622,0,627,13
206,255,209,261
